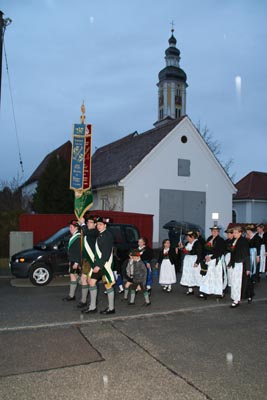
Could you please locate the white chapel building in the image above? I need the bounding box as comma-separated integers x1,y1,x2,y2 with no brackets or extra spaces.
91,30,237,246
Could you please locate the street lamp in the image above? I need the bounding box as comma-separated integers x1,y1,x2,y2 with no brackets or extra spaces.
212,212,219,227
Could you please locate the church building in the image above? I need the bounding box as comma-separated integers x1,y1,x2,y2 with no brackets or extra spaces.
90,30,236,245
22,29,236,246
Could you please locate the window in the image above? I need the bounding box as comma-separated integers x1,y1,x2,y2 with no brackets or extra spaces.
101,195,108,210
125,226,139,243
232,209,237,223
108,225,123,244
178,159,190,177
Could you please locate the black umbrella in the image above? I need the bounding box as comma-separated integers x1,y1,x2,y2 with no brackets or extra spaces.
163,220,204,235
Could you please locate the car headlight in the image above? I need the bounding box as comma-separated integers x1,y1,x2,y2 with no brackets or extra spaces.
15,258,26,263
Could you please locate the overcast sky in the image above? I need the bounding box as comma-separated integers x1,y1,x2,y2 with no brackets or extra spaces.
0,0,266,186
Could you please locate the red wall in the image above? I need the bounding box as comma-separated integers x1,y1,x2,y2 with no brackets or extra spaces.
19,211,153,246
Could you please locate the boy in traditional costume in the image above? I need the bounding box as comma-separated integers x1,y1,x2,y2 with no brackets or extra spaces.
123,249,151,306
63,220,81,302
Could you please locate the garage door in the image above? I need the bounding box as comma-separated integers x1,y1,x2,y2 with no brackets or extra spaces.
159,189,206,245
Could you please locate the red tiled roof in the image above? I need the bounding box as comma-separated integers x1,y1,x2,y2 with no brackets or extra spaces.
91,118,184,188
234,171,267,200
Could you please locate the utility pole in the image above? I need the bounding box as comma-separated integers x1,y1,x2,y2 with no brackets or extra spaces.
0,10,12,108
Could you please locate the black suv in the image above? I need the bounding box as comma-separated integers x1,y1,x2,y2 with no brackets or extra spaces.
9,223,139,286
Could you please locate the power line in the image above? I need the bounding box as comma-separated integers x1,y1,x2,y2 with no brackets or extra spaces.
3,41,24,175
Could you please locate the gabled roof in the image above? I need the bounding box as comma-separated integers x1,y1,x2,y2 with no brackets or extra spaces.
91,118,184,188
234,171,267,200
24,141,72,186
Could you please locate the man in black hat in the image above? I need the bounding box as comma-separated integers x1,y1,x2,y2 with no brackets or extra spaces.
199,225,226,299
83,216,115,315
63,220,81,301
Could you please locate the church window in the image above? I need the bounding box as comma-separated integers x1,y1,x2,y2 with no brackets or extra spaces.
175,108,181,118
101,195,108,210
232,209,237,223
181,135,187,143
178,159,190,177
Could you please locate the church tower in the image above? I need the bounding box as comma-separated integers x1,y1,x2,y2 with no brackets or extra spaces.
155,29,188,126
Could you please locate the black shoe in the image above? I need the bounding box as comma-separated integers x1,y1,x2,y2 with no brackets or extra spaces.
248,297,252,304
143,302,151,306
77,301,87,308
199,293,207,300
118,289,124,294
100,308,115,315
186,290,194,296
128,302,135,305
82,308,97,314
62,296,76,301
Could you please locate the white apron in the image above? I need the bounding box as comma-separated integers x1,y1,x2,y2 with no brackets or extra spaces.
199,257,223,296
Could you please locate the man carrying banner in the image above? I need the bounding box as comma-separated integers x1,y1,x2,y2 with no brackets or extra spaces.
77,213,98,308
83,216,115,315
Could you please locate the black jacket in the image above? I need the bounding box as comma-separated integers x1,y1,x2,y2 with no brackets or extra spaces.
248,234,262,256
205,235,226,260
229,236,250,272
157,247,177,265
188,240,203,265
94,228,114,269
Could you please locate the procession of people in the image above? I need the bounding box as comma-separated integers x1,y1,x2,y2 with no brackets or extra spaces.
63,214,267,313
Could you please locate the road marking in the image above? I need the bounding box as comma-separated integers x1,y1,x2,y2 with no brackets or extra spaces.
1,297,266,333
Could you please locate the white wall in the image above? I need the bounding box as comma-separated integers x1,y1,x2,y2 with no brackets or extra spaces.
121,117,236,243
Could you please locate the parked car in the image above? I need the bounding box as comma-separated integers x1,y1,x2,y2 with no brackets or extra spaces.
9,223,139,286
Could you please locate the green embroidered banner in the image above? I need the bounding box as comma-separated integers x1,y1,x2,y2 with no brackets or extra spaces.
70,105,93,219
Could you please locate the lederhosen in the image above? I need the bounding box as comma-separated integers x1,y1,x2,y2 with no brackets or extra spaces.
81,225,98,277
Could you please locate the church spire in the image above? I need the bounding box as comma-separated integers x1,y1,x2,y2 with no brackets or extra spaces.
155,27,188,126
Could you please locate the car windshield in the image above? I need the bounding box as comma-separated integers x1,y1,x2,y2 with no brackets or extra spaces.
35,227,70,249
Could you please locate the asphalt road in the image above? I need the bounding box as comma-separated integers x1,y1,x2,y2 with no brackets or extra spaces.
0,272,266,400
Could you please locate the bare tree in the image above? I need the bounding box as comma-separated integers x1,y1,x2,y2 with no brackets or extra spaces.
196,121,235,182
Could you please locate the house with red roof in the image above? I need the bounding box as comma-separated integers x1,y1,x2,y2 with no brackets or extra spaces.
233,171,267,223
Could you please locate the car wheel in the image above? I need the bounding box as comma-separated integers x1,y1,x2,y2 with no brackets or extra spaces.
29,264,53,286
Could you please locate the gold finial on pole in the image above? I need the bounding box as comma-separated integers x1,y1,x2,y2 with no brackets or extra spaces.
80,101,86,124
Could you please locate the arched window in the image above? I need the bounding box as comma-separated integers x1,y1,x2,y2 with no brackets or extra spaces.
232,209,237,223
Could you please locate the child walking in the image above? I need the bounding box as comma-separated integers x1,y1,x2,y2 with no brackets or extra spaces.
123,249,151,306
156,239,177,292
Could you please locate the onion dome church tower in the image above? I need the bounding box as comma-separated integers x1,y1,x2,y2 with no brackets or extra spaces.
155,29,188,126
